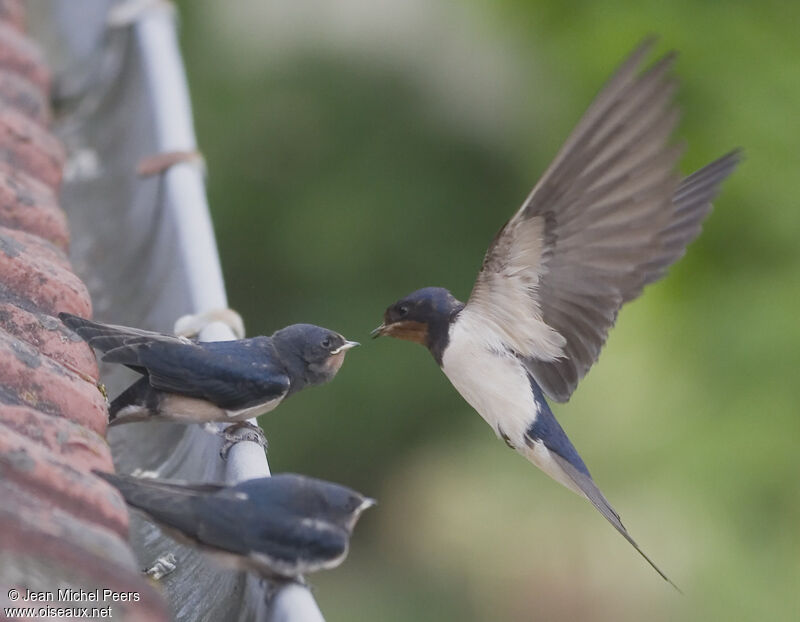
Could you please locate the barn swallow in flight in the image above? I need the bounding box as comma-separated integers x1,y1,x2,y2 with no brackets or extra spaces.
373,39,740,587
60,314,358,436
96,471,374,580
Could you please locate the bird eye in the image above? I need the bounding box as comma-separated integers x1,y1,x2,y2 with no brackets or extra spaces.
321,338,332,349
397,305,409,317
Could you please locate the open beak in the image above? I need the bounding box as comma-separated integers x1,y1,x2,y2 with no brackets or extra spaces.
331,340,360,354
369,320,427,344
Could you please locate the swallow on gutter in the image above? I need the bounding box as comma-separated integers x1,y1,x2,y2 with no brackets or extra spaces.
97,471,374,581
60,314,359,442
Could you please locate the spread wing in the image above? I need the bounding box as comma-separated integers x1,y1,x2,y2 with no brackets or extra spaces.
465,40,739,402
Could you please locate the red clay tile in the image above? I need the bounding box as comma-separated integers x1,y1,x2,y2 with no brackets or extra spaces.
0,108,64,188
0,163,68,248
0,1,24,33
0,22,49,92
0,70,49,125
0,328,106,434
0,428,128,537
0,14,170,621
0,300,98,379
0,405,111,473
0,226,92,317
0,484,169,622
0,479,136,568
0,225,71,269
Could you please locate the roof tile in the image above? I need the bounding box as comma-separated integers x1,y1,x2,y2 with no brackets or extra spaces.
0,161,69,248
0,327,107,433
0,108,64,188
0,426,128,537
0,225,92,316
0,404,111,472
0,300,98,378
0,1,24,33
0,21,48,90
0,70,49,124
0,482,168,621
0,6,170,619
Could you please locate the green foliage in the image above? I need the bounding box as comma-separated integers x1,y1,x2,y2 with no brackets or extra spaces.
176,1,798,619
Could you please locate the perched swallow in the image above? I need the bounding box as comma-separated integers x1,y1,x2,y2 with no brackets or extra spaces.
96,471,375,580
60,313,359,425
373,40,740,587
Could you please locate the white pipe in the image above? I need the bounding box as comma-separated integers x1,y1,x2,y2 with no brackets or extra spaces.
134,5,226,312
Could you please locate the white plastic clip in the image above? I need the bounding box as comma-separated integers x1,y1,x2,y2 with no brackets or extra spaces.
174,309,246,340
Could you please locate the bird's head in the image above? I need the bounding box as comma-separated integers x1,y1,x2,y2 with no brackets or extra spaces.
273,324,359,386
260,474,376,532
313,479,376,532
371,287,463,347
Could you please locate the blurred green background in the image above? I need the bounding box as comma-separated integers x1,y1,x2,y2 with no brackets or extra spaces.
174,1,798,620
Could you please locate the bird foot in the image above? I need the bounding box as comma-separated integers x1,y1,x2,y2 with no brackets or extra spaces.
219,421,267,460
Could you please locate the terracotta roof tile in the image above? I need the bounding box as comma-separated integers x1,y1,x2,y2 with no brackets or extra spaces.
0,300,98,378
0,225,92,316
0,162,69,248
0,404,110,472
0,426,128,536
0,70,49,124
0,224,71,269
0,21,49,90
0,1,24,33
0,5,169,619
0,328,106,432
0,108,64,188
0,483,166,622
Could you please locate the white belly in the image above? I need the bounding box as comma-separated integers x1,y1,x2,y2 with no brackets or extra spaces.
441,313,584,494
441,314,538,447
160,394,284,423
225,396,284,421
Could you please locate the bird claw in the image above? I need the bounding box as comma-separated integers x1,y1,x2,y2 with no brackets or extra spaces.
219,421,267,460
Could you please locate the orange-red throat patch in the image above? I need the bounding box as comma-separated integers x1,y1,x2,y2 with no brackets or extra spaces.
381,320,429,345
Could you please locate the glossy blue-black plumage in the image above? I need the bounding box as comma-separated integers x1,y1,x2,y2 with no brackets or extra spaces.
95,471,373,578
114,337,290,410
380,286,464,364
59,314,353,417
525,376,590,477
